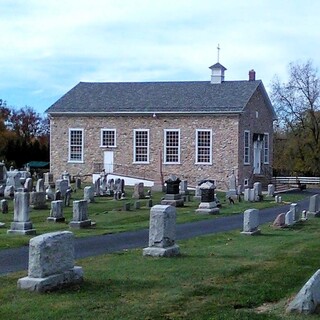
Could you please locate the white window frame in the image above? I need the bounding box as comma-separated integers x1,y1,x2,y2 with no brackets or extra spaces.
68,128,84,163
196,129,212,164
264,132,269,164
100,129,116,147
133,129,149,164
164,129,180,164
244,130,250,165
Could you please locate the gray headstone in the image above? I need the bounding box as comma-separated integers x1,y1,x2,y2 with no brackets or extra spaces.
285,209,295,226
36,179,45,192
69,200,91,228
0,199,8,214
308,194,320,216
84,186,94,203
143,205,180,257
24,177,33,192
267,184,275,197
30,192,47,209
132,182,145,199
47,200,65,222
55,179,68,198
17,231,83,292
290,203,300,221
286,269,320,314
241,208,260,235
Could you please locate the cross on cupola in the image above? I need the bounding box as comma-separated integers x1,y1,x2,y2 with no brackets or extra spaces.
209,44,227,84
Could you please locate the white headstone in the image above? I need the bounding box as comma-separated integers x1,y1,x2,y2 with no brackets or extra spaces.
241,208,260,235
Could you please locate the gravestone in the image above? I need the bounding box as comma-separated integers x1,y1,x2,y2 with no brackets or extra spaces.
1,199,8,214
180,180,189,195
253,182,262,201
134,201,141,209
24,177,33,192
43,172,54,187
143,205,180,257
94,177,101,196
6,170,22,190
161,175,183,207
241,208,261,235
194,185,202,201
75,177,81,190
267,184,275,197
285,209,295,226
106,178,114,196
147,199,153,208
196,180,219,214
84,186,94,203
55,179,68,198
64,187,72,207
272,213,286,228
0,161,7,185
17,231,83,292
46,186,54,201
4,185,14,199
301,210,308,221
244,188,250,202
132,182,145,199
30,191,47,209
61,171,71,186
47,200,65,222
69,200,92,229
286,269,320,314
226,172,237,198
7,191,36,235
55,189,61,201
290,203,300,221
36,179,45,192
307,194,320,217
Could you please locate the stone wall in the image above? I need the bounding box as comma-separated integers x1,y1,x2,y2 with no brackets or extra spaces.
50,114,239,188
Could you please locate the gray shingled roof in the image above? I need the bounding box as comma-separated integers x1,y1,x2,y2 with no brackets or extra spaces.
46,80,268,114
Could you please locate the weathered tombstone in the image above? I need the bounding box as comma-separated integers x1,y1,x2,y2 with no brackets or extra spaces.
272,213,286,228
161,175,183,207
84,186,94,203
43,172,54,187
267,184,275,197
36,178,45,192
120,179,125,194
69,200,92,228
106,178,114,196
226,172,237,198
134,201,141,209
30,192,47,209
286,269,320,314
61,171,71,186
55,179,68,198
46,186,54,201
196,179,219,214
24,177,33,192
123,202,131,211
307,194,320,217
132,182,145,199
94,177,101,196
253,182,262,201
1,199,8,214
17,231,83,292
6,170,22,190
75,177,81,190
180,180,189,195
47,200,65,222
4,185,14,199
241,208,261,235
147,199,153,208
64,187,72,207
55,189,61,201
7,191,36,235
244,188,250,202
290,203,300,221
143,205,180,257
285,209,295,226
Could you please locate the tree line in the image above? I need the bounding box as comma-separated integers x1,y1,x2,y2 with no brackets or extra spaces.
0,102,49,169
271,60,320,176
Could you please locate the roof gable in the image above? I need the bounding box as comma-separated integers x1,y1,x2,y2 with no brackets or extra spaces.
46,80,266,115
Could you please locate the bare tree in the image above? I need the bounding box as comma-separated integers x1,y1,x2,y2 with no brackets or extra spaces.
271,60,320,175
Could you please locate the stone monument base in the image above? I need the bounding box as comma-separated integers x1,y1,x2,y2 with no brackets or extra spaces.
69,219,92,229
143,244,180,257
196,201,219,214
161,199,184,207
47,217,66,223
7,222,36,235
241,229,261,236
17,266,83,292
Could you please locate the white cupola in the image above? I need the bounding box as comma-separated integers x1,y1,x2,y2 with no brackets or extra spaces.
209,63,227,84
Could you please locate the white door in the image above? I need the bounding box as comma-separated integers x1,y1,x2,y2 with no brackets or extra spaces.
253,141,262,174
104,151,114,173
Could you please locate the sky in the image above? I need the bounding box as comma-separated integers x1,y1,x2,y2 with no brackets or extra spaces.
1,0,319,115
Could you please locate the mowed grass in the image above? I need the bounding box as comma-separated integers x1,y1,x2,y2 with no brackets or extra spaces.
0,186,309,249
0,218,320,319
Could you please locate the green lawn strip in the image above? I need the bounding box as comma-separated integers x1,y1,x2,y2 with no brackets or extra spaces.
0,218,319,319
0,188,309,250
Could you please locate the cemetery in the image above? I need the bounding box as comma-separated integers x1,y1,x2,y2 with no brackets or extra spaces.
0,168,319,318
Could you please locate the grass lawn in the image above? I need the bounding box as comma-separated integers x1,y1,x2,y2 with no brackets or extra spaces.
0,186,310,250
0,216,320,319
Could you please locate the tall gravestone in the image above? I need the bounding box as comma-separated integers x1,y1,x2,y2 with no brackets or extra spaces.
56,179,68,198
226,172,237,198
307,194,320,217
17,231,83,292
7,191,36,235
161,175,183,207
30,191,47,209
69,200,92,229
143,205,180,257
132,182,145,199
47,200,65,222
84,186,94,203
